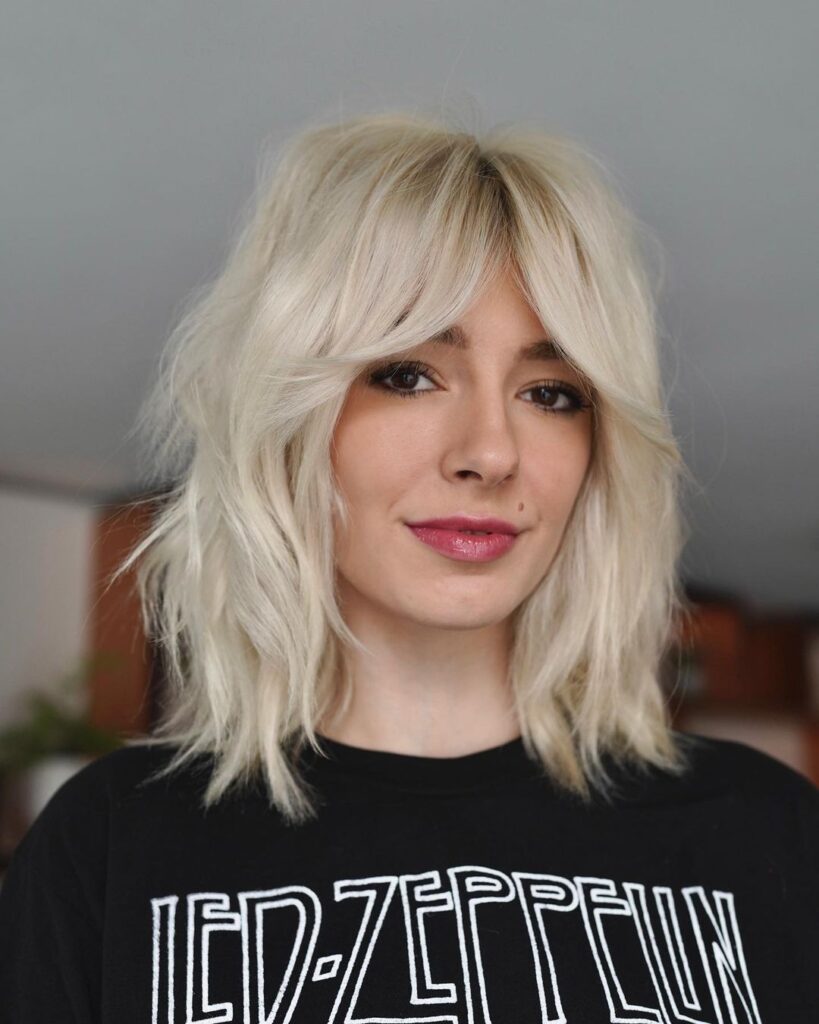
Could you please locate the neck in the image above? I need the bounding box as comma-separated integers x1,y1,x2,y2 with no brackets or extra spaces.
317,595,521,758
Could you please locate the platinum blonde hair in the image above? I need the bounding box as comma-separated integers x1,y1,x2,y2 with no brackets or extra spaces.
115,110,697,824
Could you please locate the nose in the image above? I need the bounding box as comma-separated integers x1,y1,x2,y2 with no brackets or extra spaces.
442,390,520,487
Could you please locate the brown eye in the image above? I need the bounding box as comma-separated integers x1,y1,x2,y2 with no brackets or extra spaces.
367,363,592,416
367,361,436,398
523,381,591,416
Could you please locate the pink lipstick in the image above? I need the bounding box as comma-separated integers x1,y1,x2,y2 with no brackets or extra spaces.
405,515,521,563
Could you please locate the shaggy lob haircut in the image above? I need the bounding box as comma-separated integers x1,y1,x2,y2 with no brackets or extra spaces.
116,110,698,824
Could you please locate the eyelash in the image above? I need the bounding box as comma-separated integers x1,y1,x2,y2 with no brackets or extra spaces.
366,360,592,416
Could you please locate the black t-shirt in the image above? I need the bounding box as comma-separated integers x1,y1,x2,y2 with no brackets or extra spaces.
1,729,818,1022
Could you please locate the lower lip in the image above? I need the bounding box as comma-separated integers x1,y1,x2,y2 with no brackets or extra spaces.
406,525,518,562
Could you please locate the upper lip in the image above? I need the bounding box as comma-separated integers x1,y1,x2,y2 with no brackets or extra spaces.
406,515,521,535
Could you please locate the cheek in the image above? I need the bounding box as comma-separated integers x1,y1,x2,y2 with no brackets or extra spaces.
523,430,592,522
331,404,432,517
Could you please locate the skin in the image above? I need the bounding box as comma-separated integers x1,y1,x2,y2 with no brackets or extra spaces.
319,268,594,756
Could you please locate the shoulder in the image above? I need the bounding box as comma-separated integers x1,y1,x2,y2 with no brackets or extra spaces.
7,741,192,872
36,739,186,814
610,729,819,814
674,728,819,799
0,740,213,918
668,729,819,834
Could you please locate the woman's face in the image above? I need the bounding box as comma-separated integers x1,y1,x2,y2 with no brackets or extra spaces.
330,269,594,630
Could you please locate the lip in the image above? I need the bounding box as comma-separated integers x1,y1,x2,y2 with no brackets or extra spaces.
405,515,520,535
404,516,523,563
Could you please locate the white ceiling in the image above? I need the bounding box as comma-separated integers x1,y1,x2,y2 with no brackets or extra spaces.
2,2,817,613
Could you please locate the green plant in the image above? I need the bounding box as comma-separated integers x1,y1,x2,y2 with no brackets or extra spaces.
0,653,125,774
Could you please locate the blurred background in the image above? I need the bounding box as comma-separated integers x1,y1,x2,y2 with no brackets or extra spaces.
1,2,818,870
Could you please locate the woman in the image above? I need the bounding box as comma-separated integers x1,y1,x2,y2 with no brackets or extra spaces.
1,111,817,1022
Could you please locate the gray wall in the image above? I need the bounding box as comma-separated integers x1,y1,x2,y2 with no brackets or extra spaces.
2,1,817,612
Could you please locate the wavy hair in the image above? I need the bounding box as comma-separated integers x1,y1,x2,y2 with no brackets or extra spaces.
114,109,698,824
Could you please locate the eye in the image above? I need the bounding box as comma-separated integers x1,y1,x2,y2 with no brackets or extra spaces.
366,360,436,398
367,360,592,416
521,380,592,416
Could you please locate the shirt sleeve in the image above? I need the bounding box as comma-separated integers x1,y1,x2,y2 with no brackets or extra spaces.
0,764,108,1024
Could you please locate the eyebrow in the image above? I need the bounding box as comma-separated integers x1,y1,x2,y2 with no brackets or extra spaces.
426,324,564,363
